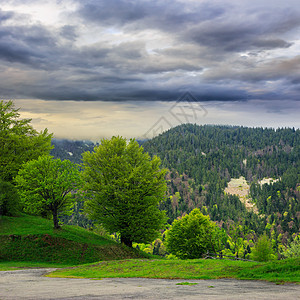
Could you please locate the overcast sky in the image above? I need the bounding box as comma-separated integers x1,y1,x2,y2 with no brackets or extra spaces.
1,0,300,141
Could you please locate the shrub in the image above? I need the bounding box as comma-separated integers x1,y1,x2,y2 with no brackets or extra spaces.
165,208,225,259
251,234,276,262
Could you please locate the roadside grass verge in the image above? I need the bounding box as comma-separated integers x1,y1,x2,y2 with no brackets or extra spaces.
47,257,300,284
0,261,73,271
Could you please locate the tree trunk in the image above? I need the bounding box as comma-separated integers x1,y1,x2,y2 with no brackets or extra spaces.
52,208,60,229
121,235,133,248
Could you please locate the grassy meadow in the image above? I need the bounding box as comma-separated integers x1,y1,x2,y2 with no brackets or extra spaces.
0,214,146,265
0,214,113,245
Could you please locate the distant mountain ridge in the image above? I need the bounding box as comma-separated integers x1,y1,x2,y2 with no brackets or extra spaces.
51,139,96,164
142,124,299,182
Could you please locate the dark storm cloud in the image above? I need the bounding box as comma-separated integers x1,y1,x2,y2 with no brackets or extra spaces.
78,0,225,31
0,39,39,64
186,9,299,53
0,0,300,102
78,1,299,52
0,24,58,68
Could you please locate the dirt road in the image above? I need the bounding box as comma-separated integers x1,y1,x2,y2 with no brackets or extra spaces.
1,268,299,299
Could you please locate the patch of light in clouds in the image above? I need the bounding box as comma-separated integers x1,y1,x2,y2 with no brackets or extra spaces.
14,99,170,141
13,99,300,141
1,0,78,26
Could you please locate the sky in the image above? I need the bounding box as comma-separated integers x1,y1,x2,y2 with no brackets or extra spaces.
1,0,300,141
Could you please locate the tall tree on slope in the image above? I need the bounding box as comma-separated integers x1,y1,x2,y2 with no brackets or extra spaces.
82,136,167,247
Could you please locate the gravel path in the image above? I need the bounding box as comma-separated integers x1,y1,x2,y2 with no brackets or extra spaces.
1,268,300,299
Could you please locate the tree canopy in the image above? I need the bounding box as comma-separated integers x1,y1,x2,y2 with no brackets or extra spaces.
82,136,167,247
0,179,20,216
0,100,52,182
15,156,81,229
166,208,224,259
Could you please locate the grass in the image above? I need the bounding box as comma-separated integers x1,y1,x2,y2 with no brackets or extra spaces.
47,258,300,284
0,261,72,271
2,214,299,284
0,214,114,246
0,215,147,264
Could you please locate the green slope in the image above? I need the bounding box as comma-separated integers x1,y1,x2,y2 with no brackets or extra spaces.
0,215,145,265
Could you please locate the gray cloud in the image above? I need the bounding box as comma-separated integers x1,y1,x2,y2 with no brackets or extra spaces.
0,8,14,22
186,8,299,53
202,56,300,87
0,0,299,102
59,25,78,41
0,23,59,69
78,0,225,31
252,39,292,49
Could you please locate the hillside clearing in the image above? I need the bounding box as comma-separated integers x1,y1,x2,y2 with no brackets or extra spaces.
258,177,280,186
224,177,258,213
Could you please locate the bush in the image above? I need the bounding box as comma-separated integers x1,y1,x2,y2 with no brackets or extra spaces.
165,208,225,259
251,234,276,262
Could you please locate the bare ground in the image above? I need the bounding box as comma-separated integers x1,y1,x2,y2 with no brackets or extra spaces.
225,176,258,213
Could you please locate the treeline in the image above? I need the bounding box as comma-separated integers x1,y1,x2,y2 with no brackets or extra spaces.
142,124,299,182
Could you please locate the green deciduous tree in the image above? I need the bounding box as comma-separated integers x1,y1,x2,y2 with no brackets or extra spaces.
15,156,81,229
165,208,225,259
0,179,20,216
82,136,167,247
0,100,52,216
0,100,53,182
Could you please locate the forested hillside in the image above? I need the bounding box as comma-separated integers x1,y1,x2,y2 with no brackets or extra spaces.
142,124,300,250
51,139,95,164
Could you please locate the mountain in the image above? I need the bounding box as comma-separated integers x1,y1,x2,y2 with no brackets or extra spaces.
142,124,300,247
50,124,300,250
50,139,96,164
